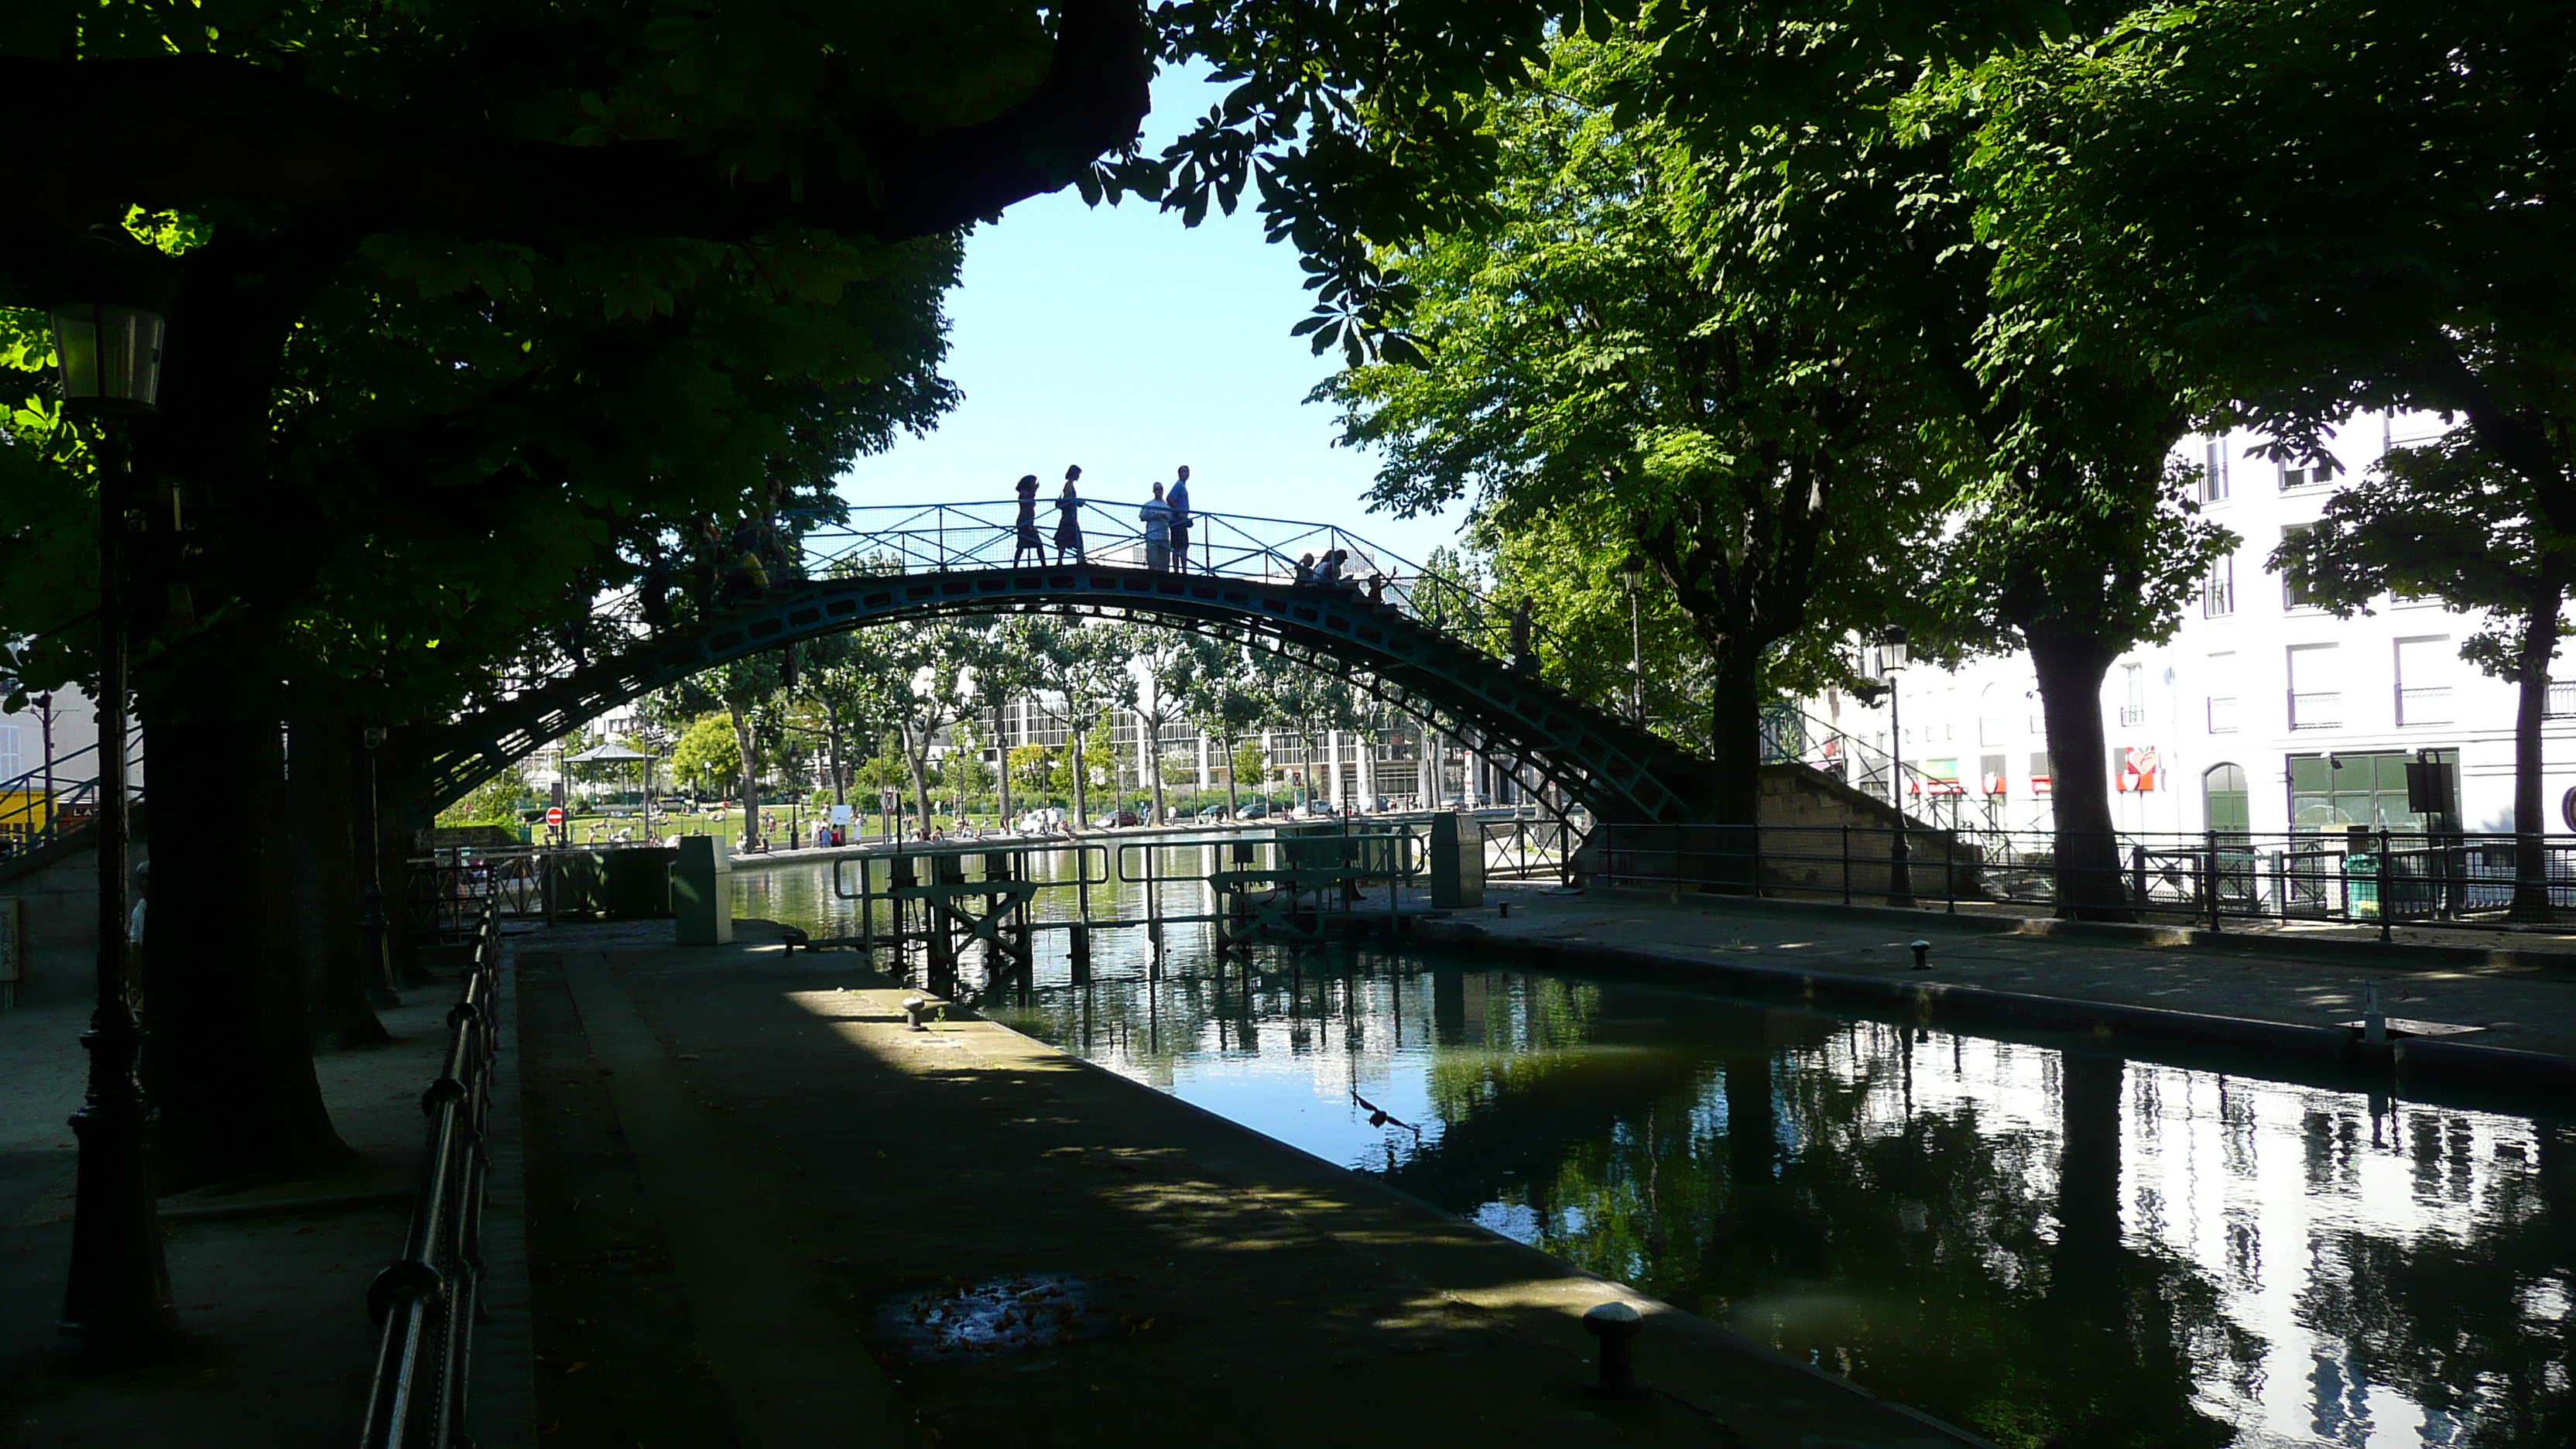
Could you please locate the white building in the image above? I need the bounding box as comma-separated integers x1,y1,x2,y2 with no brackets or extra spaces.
1811,411,2576,841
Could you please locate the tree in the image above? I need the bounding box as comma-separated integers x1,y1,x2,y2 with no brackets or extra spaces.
1116,624,1195,824
1023,619,1132,831
1177,636,1267,819
2274,430,2574,917
1327,34,1954,834
669,714,742,796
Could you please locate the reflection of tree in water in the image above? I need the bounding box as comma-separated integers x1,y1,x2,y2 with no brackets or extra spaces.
2291,1121,2575,1447
1406,1017,2261,1448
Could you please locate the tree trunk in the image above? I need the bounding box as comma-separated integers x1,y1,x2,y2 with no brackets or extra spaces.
141,707,351,1189
1706,646,1765,892
1069,716,1091,831
287,718,389,1049
993,702,1012,828
2027,627,2130,920
903,721,933,836
827,715,847,807
2512,582,2563,920
1141,710,1164,824
1221,731,1242,818
728,698,761,850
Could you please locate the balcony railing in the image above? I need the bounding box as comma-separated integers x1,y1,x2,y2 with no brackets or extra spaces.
2289,690,2342,731
2550,681,2576,719
2397,685,2453,727
2208,696,2239,734
2118,705,2148,728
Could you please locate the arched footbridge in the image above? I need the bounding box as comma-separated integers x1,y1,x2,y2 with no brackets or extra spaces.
407,502,1722,826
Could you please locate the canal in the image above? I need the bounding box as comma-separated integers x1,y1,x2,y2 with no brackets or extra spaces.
736,846,2574,1448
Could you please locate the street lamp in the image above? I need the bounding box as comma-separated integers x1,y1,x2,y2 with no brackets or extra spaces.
1878,625,1916,908
1620,551,1646,724
50,225,176,1354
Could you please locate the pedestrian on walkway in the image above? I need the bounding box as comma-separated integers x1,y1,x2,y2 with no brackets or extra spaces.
1012,473,1045,566
1139,481,1174,571
1054,467,1087,563
1509,597,1536,671
1166,465,1193,573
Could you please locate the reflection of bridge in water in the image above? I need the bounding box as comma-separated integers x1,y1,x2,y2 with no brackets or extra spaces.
409,500,1721,829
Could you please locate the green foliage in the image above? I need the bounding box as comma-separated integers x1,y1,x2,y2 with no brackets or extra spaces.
2274,430,2574,686
668,714,741,794
1008,743,1057,794
435,765,532,829
1230,738,1268,787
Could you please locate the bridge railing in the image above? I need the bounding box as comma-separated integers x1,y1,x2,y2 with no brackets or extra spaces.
485,498,1576,707
0,735,146,862
361,894,498,1449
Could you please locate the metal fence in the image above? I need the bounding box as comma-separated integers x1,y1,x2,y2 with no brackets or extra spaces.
0,736,143,861
1582,821,2576,934
361,896,499,1449
406,847,552,941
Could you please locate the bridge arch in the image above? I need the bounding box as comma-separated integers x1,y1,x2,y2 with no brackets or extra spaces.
409,564,1720,825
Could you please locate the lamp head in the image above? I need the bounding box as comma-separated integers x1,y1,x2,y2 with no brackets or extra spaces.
49,226,176,418
1619,551,1645,591
1876,624,1910,673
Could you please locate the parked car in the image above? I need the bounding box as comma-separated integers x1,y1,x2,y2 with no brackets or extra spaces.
1094,807,1142,829
1196,803,1231,822
1235,800,1269,820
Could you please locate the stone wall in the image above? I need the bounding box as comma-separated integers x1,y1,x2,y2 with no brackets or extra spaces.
0,835,145,1009
1570,761,1983,900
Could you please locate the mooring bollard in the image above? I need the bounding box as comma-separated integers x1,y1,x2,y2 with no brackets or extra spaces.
1498,899,1511,920
1910,939,1931,971
902,995,930,1032
1582,1300,1644,1396
2364,982,2388,1044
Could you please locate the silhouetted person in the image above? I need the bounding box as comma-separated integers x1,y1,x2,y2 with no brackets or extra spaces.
1166,465,1194,572
1509,598,1536,671
1055,468,1087,563
1293,551,1317,586
1011,473,1045,566
1139,481,1173,570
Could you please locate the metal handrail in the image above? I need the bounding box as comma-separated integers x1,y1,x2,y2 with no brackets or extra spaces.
361,896,499,1449
1582,821,2576,936
0,735,146,857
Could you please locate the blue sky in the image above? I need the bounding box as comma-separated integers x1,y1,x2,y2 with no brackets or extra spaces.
836,71,1469,565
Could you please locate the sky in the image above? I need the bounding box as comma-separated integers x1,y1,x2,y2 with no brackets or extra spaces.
835,71,1469,566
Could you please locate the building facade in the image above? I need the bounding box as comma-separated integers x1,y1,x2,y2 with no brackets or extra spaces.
1810,411,2576,840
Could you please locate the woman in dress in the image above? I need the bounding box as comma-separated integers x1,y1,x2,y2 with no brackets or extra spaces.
1011,474,1045,566
1054,466,1087,564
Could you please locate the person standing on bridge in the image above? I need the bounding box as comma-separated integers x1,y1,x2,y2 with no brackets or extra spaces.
1139,481,1174,571
1166,465,1193,573
1054,467,1087,564
1011,473,1046,567
1509,597,1537,672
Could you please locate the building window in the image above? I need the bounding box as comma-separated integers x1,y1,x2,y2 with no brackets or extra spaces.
2119,663,2146,728
2204,762,2251,837
2206,652,2239,733
0,723,18,778
2394,636,2453,727
2277,458,2332,490
2202,553,2235,617
2030,751,2054,796
2280,524,2320,608
2288,644,2341,731
2290,750,2455,833
2201,440,2230,503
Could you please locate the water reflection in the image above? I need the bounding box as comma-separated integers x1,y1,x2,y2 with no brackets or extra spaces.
739,856,2576,1447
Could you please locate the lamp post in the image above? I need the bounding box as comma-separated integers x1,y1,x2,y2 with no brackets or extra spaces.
50,229,177,1354
1620,552,1646,724
358,689,399,1009
1878,625,1916,908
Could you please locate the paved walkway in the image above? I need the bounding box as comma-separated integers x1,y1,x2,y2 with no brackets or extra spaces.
1431,884,2576,1094
514,920,1989,1447
0,957,532,1447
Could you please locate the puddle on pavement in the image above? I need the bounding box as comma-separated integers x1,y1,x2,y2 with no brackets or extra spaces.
875,1274,1116,1362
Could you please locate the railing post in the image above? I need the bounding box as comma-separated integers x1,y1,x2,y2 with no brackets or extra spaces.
2130,843,2146,912
2204,830,2221,933
2379,826,2393,944
1841,824,1851,906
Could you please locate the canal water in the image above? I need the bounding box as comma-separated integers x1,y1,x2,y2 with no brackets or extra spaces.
737,847,2574,1448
